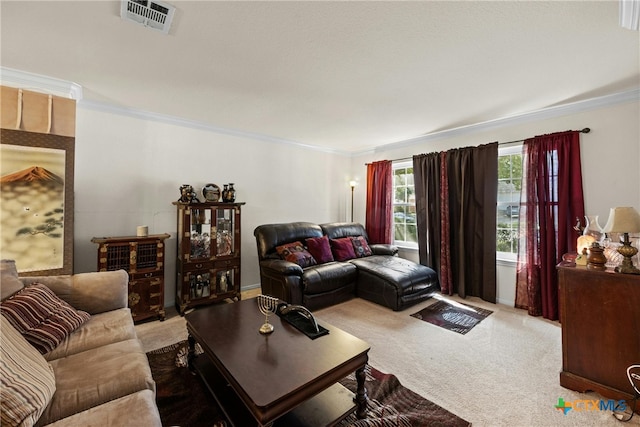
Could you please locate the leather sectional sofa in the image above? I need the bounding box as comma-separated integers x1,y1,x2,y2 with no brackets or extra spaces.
254,222,440,311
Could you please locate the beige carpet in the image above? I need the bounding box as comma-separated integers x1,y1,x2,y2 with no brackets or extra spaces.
136,293,639,427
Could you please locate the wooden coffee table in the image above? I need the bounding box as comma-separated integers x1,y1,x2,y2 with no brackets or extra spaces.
185,298,370,426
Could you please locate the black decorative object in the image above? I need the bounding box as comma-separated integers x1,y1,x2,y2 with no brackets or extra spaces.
178,184,199,203
222,183,236,202
221,184,229,202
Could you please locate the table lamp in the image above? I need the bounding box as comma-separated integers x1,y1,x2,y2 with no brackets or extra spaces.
602,206,640,274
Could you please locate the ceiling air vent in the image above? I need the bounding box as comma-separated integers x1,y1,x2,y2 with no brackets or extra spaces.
121,0,175,34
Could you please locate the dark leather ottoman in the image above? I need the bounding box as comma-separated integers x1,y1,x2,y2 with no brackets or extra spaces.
349,255,439,311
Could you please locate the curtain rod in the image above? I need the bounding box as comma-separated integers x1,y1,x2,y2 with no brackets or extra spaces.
365,127,591,165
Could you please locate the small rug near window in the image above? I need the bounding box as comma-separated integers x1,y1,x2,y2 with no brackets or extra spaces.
411,299,493,335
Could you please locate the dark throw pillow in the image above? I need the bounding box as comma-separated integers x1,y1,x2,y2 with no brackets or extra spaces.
0,283,91,354
305,236,334,264
351,235,373,257
276,241,317,268
330,237,357,261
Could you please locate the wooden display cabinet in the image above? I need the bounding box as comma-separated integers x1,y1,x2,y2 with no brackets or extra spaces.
91,233,170,323
558,264,640,412
173,201,245,314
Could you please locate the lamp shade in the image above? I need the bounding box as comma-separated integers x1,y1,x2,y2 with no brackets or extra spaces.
602,207,640,233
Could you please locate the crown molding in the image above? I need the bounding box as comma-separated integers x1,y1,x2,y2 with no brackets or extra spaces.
0,67,83,100
77,98,349,156
365,88,640,156
2,67,636,157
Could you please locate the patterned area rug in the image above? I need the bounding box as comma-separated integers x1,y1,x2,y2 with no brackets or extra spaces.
411,299,493,335
147,340,471,427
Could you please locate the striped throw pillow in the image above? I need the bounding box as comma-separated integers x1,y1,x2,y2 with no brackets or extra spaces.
0,315,56,427
1,283,90,354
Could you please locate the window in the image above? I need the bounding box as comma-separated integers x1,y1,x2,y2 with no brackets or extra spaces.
393,161,417,248
497,145,523,260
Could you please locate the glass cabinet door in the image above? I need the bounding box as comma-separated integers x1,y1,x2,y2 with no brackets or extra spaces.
215,268,234,293
215,208,235,257
189,270,212,299
190,208,212,259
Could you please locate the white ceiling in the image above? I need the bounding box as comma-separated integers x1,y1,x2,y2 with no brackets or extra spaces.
1,1,639,154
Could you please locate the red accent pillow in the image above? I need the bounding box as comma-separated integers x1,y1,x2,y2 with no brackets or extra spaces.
276,241,317,268
0,283,91,354
351,236,373,257
330,237,357,261
305,236,334,264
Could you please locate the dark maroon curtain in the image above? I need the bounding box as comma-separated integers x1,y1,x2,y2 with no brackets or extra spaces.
515,131,585,320
365,160,393,244
414,143,498,302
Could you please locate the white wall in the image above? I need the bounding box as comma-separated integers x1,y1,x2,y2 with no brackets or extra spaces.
74,106,351,307
21,80,637,309
351,98,640,306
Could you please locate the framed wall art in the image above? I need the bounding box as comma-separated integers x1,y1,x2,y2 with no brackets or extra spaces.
0,129,75,275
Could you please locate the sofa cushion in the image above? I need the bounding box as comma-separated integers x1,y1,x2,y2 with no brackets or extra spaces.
43,308,137,361
330,237,356,261
1,284,91,354
302,262,358,295
305,236,334,264
350,255,439,310
38,338,155,426
276,241,317,268
351,236,373,257
0,316,56,427
41,389,162,427
1,260,24,301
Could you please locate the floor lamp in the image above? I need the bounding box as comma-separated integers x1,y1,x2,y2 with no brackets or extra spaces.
349,181,356,222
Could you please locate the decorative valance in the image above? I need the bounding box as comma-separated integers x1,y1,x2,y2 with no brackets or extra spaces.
1,86,76,137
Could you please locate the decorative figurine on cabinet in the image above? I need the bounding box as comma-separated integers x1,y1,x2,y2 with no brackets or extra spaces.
178,184,199,203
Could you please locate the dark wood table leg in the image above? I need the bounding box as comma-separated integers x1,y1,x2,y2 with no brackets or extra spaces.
355,365,368,419
187,334,196,374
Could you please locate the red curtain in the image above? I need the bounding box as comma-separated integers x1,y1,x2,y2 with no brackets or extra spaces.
365,160,393,244
515,131,584,320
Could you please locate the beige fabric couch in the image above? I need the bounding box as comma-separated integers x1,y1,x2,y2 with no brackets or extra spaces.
1,260,162,427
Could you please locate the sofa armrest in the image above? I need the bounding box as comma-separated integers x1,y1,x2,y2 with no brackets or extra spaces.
259,259,304,276
370,244,399,256
19,270,129,315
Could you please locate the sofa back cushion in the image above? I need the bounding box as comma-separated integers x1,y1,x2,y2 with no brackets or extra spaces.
320,222,370,241
1,283,90,354
20,270,129,315
254,222,323,261
0,315,56,427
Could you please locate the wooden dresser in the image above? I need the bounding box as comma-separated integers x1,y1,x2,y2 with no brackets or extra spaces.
558,265,639,411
